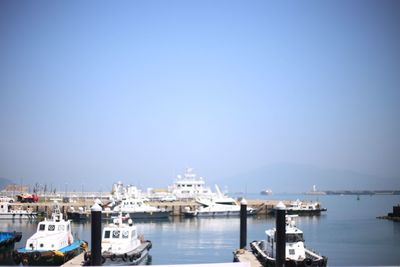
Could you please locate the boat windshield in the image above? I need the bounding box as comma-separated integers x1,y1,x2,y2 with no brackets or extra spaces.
286,233,304,242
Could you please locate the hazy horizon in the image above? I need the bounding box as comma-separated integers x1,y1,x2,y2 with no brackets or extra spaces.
1,1,400,193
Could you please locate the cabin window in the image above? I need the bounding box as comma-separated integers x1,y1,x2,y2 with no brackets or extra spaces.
104,230,111,239
267,236,270,242
112,230,120,238
39,224,45,231
289,249,295,255
48,225,55,231
286,233,304,243
58,225,65,231
122,230,129,239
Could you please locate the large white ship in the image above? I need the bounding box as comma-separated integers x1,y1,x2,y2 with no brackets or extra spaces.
168,168,215,200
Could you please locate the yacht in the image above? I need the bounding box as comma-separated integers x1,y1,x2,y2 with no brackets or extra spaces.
0,202,37,220
183,185,256,217
98,213,152,265
109,198,170,220
169,168,214,200
250,215,327,267
14,203,88,266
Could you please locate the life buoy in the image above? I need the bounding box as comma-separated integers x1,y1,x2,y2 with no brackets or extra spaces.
32,251,41,261
110,254,116,261
122,253,128,262
22,257,29,266
12,250,21,265
129,255,135,262
304,257,313,267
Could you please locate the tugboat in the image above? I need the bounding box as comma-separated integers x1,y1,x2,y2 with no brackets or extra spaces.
0,231,22,265
14,203,88,266
250,215,327,267
87,213,152,265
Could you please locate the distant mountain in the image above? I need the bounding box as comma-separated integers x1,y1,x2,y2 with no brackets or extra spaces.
220,163,400,194
0,177,14,190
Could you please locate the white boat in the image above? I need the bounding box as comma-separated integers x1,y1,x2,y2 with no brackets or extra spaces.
183,185,256,217
250,215,327,267
168,168,215,200
270,199,327,216
0,202,37,220
261,189,273,195
109,198,170,220
100,213,152,265
14,203,87,266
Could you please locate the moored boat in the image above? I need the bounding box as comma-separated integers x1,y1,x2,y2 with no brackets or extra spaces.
14,203,88,266
269,199,327,216
250,215,327,267
183,186,256,218
0,202,37,220
110,198,170,220
0,231,22,265
85,213,152,265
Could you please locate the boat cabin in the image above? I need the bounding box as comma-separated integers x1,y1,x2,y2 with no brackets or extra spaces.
102,216,141,254
264,216,306,261
25,207,73,251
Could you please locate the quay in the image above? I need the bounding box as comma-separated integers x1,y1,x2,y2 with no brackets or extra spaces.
233,249,262,267
8,199,312,217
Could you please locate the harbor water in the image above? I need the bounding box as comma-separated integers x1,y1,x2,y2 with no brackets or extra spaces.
2,194,400,266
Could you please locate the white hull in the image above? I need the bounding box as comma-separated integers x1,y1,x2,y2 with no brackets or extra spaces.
0,213,36,220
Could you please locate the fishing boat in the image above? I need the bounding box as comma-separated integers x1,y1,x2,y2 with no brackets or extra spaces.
0,202,37,220
0,231,22,265
94,213,152,265
183,185,256,217
250,215,327,267
14,203,88,266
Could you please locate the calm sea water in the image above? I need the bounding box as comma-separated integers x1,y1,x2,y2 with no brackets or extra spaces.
2,194,400,266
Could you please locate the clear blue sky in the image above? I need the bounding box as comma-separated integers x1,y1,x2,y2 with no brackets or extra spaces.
1,0,399,191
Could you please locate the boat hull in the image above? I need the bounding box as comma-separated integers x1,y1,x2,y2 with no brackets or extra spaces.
68,211,170,221
15,240,88,266
250,240,327,267
268,208,327,216
85,240,152,265
0,212,37,220
184,210,256,218
0,232,22,265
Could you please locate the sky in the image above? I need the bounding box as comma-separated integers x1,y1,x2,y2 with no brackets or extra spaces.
1,0,399,192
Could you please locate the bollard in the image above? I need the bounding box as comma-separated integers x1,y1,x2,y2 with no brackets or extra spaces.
240,198,247,249
275,201,286,267
91,203,102,266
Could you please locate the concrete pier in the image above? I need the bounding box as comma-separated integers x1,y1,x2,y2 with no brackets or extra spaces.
233,249,262,267
9,199,316,217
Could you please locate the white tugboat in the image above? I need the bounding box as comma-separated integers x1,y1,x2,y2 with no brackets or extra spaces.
14,203,87,266
183,185,256,217
250,215,327,267
100,213,152,265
